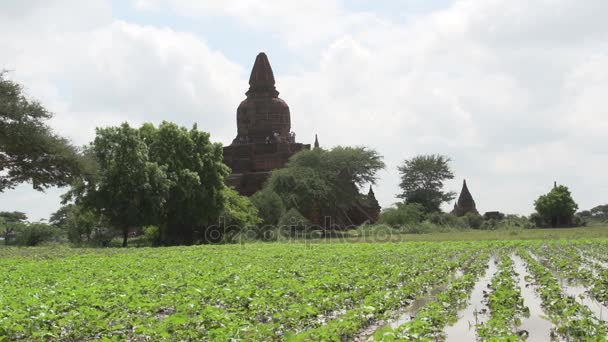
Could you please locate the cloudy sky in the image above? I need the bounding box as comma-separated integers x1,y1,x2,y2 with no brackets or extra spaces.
1,0,607,221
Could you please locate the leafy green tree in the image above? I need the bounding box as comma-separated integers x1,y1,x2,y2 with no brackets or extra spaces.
267,146,384,226
251,189,285,227
14,222,61,246
378,203,425,227
278,208,312,237
65,123,170,247
0,72,87,192
590,204,608,221
219,187,262,242
141,122,230,244
64,205,100,244
49,204,74,227
534,185,579,227
397,154,456,213
0,211,27,244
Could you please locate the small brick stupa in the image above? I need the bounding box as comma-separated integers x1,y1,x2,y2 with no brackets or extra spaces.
223,52,310,195
452,179,479,216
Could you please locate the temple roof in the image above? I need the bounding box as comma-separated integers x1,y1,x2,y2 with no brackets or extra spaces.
247,52,278,96
314,134,319,149
452,179,479,216
368,185,376,198
458,179,473,202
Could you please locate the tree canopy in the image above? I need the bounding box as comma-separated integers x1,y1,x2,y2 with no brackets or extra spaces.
534,185,578,227
590,204,608,221
266,146,384,227
65,121,232,246
397,154,455,212
0,72,86,192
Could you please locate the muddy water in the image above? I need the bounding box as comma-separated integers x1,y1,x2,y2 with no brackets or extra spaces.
556,277,608,322
443,257,498,342
356,268,464,341
387,282,450,329
533,252,608,323
511,255,554,342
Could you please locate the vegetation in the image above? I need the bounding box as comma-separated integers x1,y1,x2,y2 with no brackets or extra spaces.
2,240,608,340
534,185,579,227
266,146,384,228
397,154,455,213
0,72,87,192
63,122,237,246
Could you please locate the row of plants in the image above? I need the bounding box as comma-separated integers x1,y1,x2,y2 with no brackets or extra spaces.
534,242,608,306
477,255,529,340
290,245,488,341
374,250,492,340
519,249,607,340
0,242,480,340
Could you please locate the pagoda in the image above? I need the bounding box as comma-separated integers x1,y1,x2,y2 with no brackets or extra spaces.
223,53,310,195
452,179,479,216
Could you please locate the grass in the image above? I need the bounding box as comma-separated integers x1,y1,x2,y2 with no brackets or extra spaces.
280,225,608,244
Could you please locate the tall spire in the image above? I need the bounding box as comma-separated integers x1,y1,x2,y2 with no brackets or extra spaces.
452,179,479,216
368,185,375,198
246,52,278,97
314,134,319,149
554,181,557,189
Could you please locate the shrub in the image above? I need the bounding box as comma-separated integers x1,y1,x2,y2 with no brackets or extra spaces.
143,225,160,246
15,223,62,246
251,189,285,227
378,203,425,227
463,213,484,229
278,208,312,237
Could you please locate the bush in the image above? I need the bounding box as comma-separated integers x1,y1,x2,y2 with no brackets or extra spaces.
144,225,160,246
463,213,484,229
251,189,285,227
278,208,312,237
378,203,424,227
15,223,62,246
426,212,463,227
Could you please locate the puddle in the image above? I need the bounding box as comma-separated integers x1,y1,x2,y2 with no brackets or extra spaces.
443,257,498,342
511,255,554,342
388,283,450,329
556,276,608,322
533,252,608,323
356,268,464,341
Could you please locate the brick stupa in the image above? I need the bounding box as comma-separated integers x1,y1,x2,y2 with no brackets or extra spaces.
223,53,310,195
452,179,479,216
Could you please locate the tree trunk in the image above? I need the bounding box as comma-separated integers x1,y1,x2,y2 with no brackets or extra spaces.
122,228,128,247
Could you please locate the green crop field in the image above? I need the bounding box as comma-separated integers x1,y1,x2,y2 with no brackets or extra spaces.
2,238,608,341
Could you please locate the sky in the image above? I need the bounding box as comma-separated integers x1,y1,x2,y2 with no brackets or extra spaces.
1,0,607,221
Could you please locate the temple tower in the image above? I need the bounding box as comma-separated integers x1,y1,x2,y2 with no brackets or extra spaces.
452,179,479,216
223,52,310,196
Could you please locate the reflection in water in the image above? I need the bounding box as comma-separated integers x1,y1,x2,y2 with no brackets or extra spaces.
444,257,498,342
511,254,554,342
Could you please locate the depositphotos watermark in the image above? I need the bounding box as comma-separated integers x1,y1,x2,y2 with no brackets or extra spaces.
206,216,402,244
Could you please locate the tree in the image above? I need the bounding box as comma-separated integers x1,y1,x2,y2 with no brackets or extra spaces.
0,72,86,192
266,146,384,227
219,187,262,242
14,222,61,246
534,185,579,227
0,211,27,244
378,203,425,227
590,204,608,221
64,123,170,247
251,189,285,227
63,205,101,244
141,122,230,244
66,121,231,246
397,154,455,213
